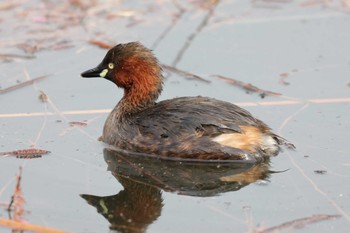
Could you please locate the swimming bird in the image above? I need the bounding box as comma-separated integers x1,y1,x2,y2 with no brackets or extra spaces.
81,42,294,162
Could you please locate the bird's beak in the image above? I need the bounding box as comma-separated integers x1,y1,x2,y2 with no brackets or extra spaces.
81,64,105,78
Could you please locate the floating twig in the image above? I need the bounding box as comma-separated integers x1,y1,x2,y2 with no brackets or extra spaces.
162,64,210,83
214,75,281,97
254,214,341,233
0,75,49,95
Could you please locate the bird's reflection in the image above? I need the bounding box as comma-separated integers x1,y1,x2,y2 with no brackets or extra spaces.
81,148,273,233
81,176,162,233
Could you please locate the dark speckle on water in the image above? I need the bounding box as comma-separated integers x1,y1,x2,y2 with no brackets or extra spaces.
314,170,327,175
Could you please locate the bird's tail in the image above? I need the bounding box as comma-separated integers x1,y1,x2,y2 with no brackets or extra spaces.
273,134,296,150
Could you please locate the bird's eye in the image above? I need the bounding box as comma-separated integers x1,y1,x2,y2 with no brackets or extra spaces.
108,63,114,69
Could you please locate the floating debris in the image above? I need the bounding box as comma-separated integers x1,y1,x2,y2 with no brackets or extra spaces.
314,170,327,175
0,148,51,159
69,121,88,127
214,75,281,97
38,90,48,102
279,72,290,85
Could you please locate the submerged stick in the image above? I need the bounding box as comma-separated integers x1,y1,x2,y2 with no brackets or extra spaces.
151,1,186,50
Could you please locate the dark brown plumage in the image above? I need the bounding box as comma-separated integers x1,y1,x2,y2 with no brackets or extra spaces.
81,42,294,162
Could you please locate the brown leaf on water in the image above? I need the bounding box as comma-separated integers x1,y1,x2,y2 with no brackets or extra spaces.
0,148,51,159
89,40,113,49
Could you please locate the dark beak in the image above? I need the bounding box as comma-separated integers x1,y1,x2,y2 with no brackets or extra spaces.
81,65,103,78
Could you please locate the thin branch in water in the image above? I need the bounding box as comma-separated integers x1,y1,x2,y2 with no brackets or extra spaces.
0,75,49,95
162,64,210,83
151,1,186,50
253,214,341,233
171,0,220,67
214,75,281,97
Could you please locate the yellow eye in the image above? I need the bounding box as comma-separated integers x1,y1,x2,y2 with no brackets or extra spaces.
108,63,114,69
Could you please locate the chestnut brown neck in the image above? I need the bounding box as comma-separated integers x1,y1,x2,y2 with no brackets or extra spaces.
114,56,163,116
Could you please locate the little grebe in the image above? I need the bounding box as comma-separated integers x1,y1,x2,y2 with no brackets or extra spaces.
81,42,294,161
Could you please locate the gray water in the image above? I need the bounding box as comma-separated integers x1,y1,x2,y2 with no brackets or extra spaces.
1,1,349,232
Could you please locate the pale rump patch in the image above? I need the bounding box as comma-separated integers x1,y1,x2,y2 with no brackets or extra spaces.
212,125,279,154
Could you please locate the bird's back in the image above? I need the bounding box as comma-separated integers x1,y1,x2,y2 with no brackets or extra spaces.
102,96,293,161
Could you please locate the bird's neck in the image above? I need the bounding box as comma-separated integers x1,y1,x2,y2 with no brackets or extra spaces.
116,74,163,117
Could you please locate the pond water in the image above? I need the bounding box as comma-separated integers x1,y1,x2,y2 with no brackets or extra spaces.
1,1,349,232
